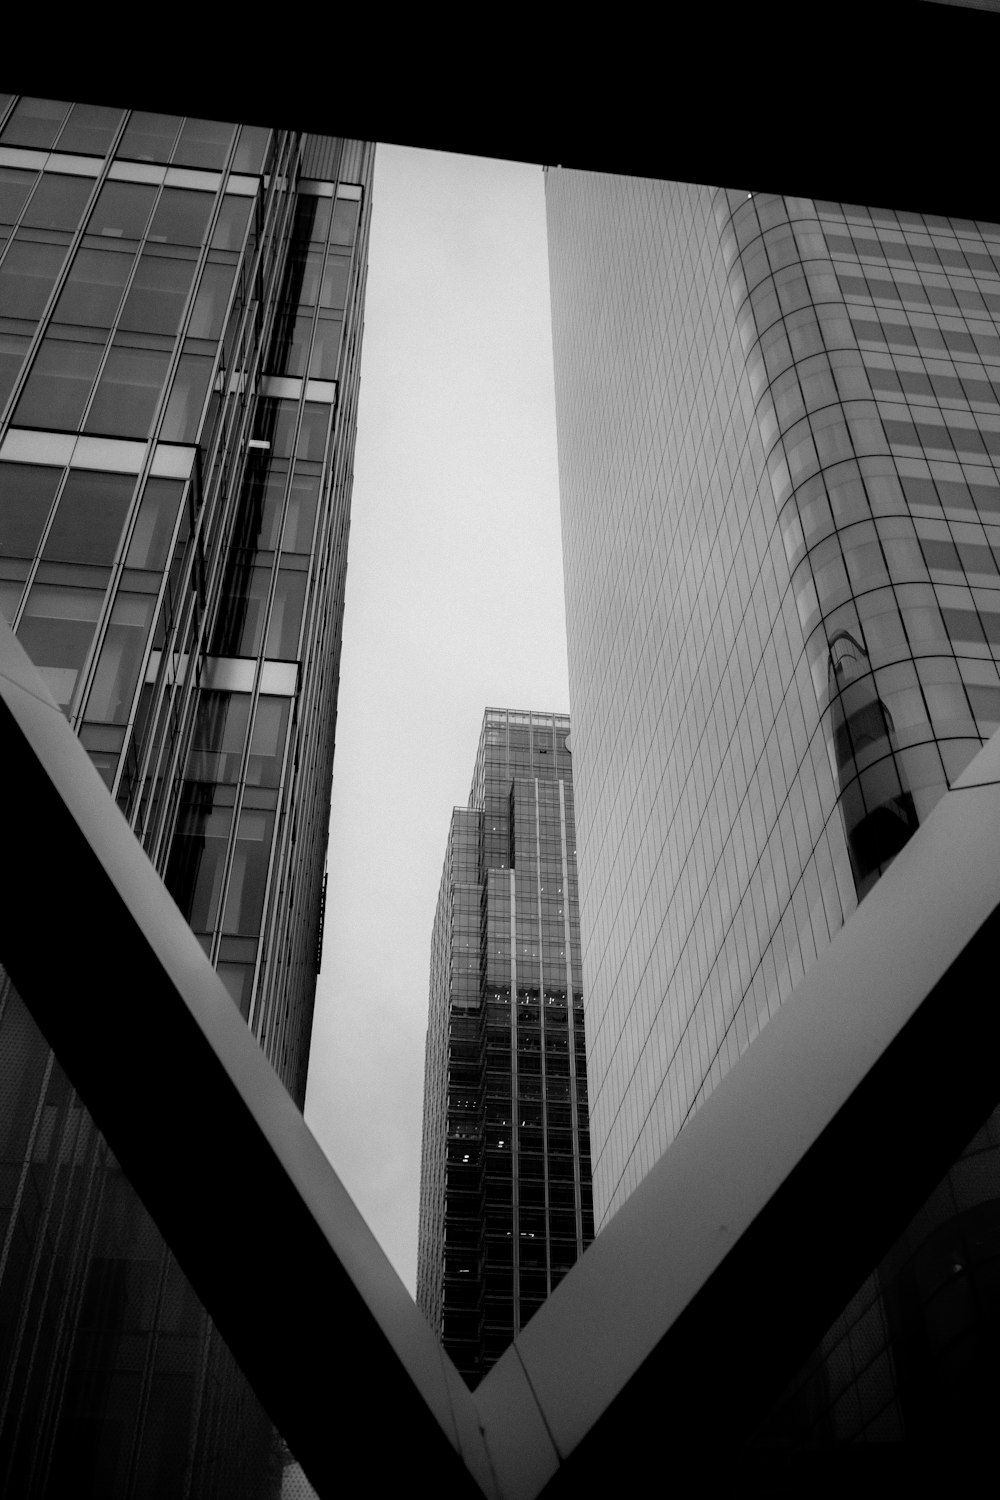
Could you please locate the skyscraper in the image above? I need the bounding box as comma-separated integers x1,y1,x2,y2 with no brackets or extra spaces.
546,171,1000,1454
417,708,594,1387
0,94,372,1492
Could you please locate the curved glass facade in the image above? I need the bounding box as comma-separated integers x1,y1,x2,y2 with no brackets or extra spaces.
547,169,1000,1457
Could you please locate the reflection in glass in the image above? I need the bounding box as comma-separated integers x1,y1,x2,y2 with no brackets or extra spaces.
87,180,157,240
86,593,155,723
21,174,93,232
125,478,184,572
15,583,104,706
85,344,170,438
827,631,919,898
0,96,68,148
116,111,180,163
42,470,134,565
0,238,69,319
14,339,102,430
51,247,133,328
147,189,214,248
0,464,62,558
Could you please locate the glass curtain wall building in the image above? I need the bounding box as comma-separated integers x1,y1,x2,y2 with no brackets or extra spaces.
417,708,594,1388
546,171,1000,1455
0,95,372,1494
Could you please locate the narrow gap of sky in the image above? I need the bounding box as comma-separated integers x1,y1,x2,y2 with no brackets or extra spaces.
304,144,570,1297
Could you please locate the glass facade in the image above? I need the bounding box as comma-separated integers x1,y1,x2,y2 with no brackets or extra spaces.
546,170,1000,1459
417,709,594,1388
0,96,373,1493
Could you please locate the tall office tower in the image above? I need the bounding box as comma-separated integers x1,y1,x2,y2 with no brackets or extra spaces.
547,172,1000,1452
417,708,594,1388
0,95,372,1492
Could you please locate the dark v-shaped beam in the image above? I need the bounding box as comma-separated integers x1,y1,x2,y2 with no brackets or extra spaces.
3,615,1000,1497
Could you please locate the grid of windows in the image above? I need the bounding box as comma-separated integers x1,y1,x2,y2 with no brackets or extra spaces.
0,96,373,1493
417,709,594,1388
547,169,1000,1460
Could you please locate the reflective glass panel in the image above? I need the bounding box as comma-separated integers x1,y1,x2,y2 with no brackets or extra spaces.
15,582,104,705
84,345,170,438
0,97,68,149
124,477,184,571
119,253,196,336
116,111,180,163
42,470,135,565
51,248,132,328
21,174,93,232
55,102,124,156
86,592,156,723
0,167,37,225
0,238,69,319
160,355,212,443
14,339,102,429
147,189,214,248
172,118,235,170
87,180,157,241
0,463,61,558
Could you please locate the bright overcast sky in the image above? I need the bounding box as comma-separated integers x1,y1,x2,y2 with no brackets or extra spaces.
304,144,570,1297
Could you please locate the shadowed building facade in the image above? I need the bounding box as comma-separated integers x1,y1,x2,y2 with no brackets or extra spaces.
0,95,372,1493
417,709,594,1387
546,171,1000,1458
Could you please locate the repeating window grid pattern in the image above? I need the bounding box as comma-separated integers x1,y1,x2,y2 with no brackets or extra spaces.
417,710,592,1389
546,173,858,1227
732,194,1000,831
548,170,1000,1450
0,100,372,1492
726,190,1000,1447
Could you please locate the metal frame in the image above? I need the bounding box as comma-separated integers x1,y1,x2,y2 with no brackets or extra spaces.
3,613,1000,1495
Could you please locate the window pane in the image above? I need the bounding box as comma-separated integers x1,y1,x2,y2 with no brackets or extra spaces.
211,560,269,657
282,472,318,553
231,125,270,175
15,583,104,706
188,262,236,339
0,238,69,319
52,248,133,328
186,691,251,783
244,467,286,550
247,697,289,787
86,592,156,723
321,254,350,309
87,180,157,241
125,477,184,571
172,118,235,170
308,316,341,379
0,334,30,410
0,167,37,225
14,339,102,429
265,569,306,658
117,111,180,164
1,98,69,149
119,252,196,336
147,189,214,248
165,789,233,932
160,355,212,443
22,174,93,232
55,102,124,156
42,470,135,565
297,404,328,461
330,198,359,246
210,194,252,252
222,807,276,936
0,464,62,558
84,345,170,438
